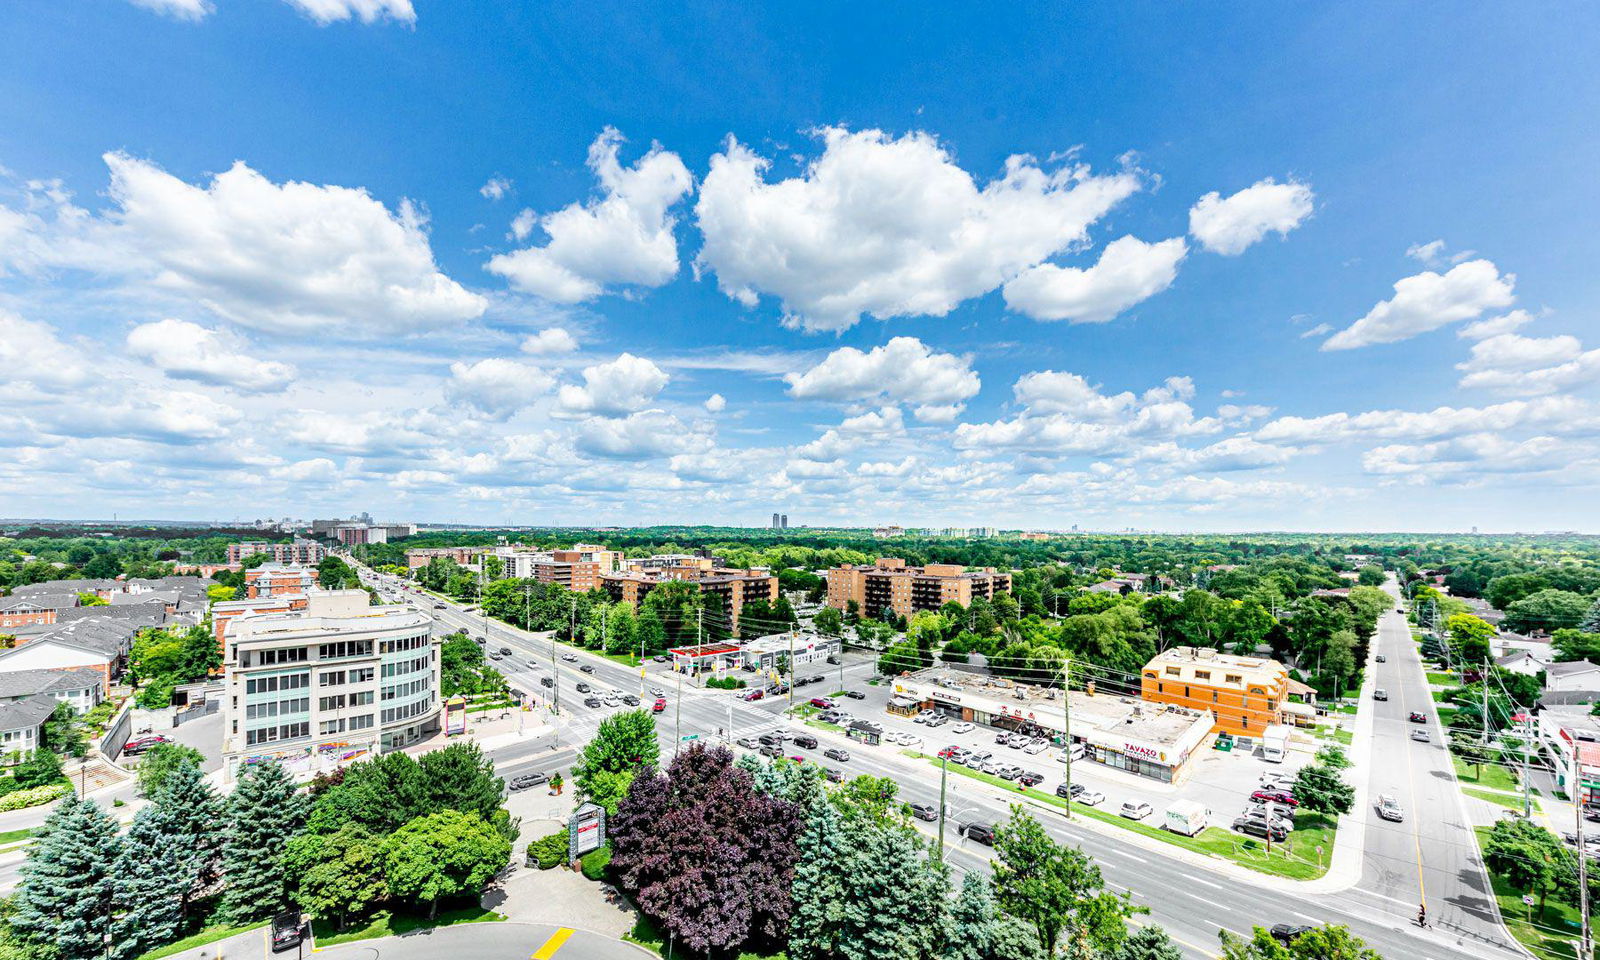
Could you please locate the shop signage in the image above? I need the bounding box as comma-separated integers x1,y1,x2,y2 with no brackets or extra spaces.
569,802,606,860
1123,742,1166,763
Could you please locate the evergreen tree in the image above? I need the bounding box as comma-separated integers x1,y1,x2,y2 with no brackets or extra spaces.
114,803,192,955
945,873,1042,960
1581,596,1600,634
11,796,123,960
157,760,227,910
1107,926,1183,960
219,761,307,923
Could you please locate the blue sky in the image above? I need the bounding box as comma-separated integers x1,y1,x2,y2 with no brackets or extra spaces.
2,1,1598,531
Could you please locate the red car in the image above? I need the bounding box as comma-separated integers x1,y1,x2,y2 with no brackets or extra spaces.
1251,789,1299,806
938,746,960,759
1408,712,1427,724
122,735,171,757
810,697,835,710
741,689,765,702
652,697,667,713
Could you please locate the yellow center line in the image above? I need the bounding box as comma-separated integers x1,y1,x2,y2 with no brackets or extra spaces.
1392,615,1428,915
531,927,575,960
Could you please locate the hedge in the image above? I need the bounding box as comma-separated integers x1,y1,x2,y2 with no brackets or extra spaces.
0,783,71,812
527,831,568,870
705,677,747,690
579,843,611,881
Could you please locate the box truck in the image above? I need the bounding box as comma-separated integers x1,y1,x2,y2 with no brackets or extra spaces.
1261,724,1291,763
1164,800,1209,837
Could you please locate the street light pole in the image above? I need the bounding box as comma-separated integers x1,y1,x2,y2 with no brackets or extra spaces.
1061,655,1073,820
1578,737,1593,960
936,751,949,858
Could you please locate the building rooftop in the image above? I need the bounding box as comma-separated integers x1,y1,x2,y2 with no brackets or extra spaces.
0,667,102,700
0,696,60,732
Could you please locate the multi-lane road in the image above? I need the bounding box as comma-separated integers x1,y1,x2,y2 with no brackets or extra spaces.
366,569,1526,960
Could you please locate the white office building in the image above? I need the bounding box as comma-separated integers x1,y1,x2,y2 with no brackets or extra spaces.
221,590,440,782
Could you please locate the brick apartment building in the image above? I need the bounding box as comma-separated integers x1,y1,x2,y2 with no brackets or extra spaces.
245,563,318,599
1140,646,1291,738
405,547,481,569
602,567,778,636
825,559,1012,621
227,539,326,565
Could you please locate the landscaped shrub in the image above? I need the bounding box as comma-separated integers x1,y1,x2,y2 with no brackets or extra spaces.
0,783,71,812
579,843,611,881
527,831,568,870
705,676,746,690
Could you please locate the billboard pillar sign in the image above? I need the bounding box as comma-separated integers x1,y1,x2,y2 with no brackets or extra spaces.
568,801,606,862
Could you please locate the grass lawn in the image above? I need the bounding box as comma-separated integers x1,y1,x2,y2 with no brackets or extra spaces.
1316,725,1354,746
135,922,268,960
1454,756,1519,791
314,905,505,947
0,827,34,845
1432,689,1452,702
909,753,1334,880
1474,826,1585,960
804,719,844,735
626,914,788,959
1437,706,1459,726
1426,671,1456,686
789,703,821,719
1464,787,1531,812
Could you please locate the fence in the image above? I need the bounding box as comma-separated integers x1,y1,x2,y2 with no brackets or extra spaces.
174,698,220,726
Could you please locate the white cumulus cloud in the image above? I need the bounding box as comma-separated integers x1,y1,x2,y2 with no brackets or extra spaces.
694,127,1142,332
784,337,979,416
558,353,670,416
1456,333,1600,397
521,327,579,355
283,0,415,25
127,0,212,20
127,318,295,393
1322,259,1515,350
486,128,693,303
1188,178,1314,255
479,176,512,201
1003,235,1186,323
446,358,556,420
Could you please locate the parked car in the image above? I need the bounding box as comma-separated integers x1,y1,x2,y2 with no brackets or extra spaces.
1251,789,1299,806
1018,771,1045,787
952,721,974,734
824,768,845,783
1377,794,1405,822
1078,789,1106,806
742,689,765,702
736,736,760,749
824,747,851,762
810,697,835,710
508,772,549,792
806,674,825,685
963,822,995,845
1024,739,1049,754
1373,689,1388,701
793,734,818,749
1233,814,1289,842
122,735,171,756
758,733,783,746
909,802,938,822
843,690,866,699
1411,728,1431,743
926,715,949,727
1057,782,1084,800
270,913,306,952
914,709,936,724
1250,798,1296,821
1409,711,1427,723
997,766,1021,781
1120,801,1154,821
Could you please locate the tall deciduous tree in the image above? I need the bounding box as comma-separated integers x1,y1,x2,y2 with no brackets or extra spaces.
220,760,306,922
609,744,802,956
1289,757,1354,816
286,826,388,930
990,805,1139,956
573,709,660,814
381,810,510,919
11,796,123,960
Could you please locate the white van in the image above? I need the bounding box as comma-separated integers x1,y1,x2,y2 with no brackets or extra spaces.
1164,800,1209,836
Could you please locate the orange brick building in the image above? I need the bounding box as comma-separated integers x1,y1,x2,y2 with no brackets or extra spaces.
825,559,1012,620
1140,646,1289,737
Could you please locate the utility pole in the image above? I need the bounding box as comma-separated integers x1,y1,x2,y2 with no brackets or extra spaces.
936,750,950,858
1481,658,1490,746
1578,735,1593,960
1062,655,1073,820
674,664,684,757
788,628,796,713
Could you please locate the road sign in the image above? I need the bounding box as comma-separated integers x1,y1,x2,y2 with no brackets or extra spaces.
681,734,699,741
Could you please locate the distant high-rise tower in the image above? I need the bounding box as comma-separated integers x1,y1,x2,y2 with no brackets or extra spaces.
781,514,788,529
772,512,781,529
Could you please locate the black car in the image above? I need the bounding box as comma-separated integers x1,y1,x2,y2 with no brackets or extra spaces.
844,690,866,700
758,733,783,746
963,822,995,845
580,664,595,674
576,682,591,693
1056,782,1084,800
499,647,511,656
793,734,818,749
622,694,640,706
824,768,845,783
909,802,938,822
270,913,305,952
584,697,601,708
508,772,549,792
1376,654,1387,663
769,682,789,695
472,635,486,645
1018,771,1045,788
540,676,554,687
1269,924,1313,945
824,747,850,762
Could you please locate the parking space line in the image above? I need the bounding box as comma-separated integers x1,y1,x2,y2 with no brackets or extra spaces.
531,927,574,959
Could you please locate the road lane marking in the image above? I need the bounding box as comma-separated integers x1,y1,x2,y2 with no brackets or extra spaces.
1293,911,1322,925
531,927,574,959
1182,873,1225,891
